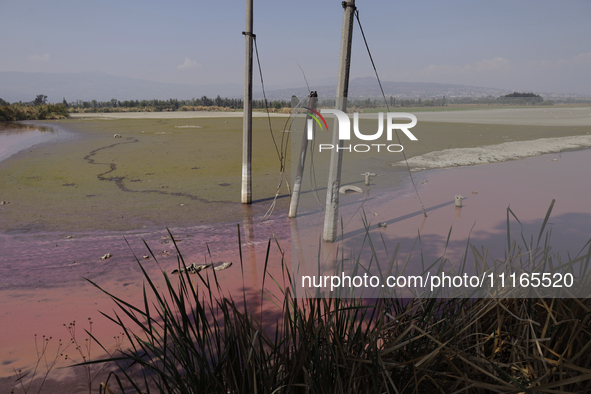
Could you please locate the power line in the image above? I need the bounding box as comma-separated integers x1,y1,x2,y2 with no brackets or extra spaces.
354,9,427,218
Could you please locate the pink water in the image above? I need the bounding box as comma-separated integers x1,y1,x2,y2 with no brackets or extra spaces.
292,149,591,297
2,147,591,388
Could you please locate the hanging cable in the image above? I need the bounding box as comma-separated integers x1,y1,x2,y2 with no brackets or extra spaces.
253,36,281,162
253,35,299,221
262,94,312,221
354,10,427,218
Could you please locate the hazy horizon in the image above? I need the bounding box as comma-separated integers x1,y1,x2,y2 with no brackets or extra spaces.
2,1,591,96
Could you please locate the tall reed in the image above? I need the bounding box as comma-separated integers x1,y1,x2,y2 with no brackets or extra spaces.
79,205,591,393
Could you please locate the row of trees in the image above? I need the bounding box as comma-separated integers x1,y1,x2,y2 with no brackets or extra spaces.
63,96,291,111
318,97,449,108
0,95,68,121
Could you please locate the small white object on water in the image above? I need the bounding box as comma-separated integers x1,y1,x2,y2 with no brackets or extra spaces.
339,185,363,194
213,261,233,271
377,222,387,228
361,172,377,185
0,201,6,205
100,253,112,260
455,195,464,207
113,134,122,138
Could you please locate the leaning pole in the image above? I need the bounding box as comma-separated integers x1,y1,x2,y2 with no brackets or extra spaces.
242,0,254,204
323,0,355,242
289,91,318,218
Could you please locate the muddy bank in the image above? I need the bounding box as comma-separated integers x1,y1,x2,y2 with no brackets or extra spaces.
0,117,293,233
1,115,590,233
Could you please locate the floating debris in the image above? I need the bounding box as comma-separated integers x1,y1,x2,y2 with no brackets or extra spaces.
113,134,122,138
339,185,363,194
0,201,7,205
161,235,181,240
100,253,112,260
142,255,150,260
66,235,74,239
373,213,379,216
213,261,232,271
418,179,428,185
472,191,478,195
377,222,387,228
172,263,211,275
171,261,233,274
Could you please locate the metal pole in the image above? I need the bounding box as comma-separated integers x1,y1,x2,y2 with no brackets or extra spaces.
323,0,355,242
241,0,254,204
289,91,317,218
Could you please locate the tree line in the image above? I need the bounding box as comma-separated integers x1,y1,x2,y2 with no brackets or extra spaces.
0,94,68,121
63,96,291,111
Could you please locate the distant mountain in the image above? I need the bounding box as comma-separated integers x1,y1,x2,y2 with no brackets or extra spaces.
1,72,585,104
0,71,243,103
256,77,515,100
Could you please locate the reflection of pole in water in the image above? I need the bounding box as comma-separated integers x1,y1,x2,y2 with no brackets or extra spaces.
292,215,339,298
454,206,462,219
241,205,260,315
408,216,428,255
290,218,306,286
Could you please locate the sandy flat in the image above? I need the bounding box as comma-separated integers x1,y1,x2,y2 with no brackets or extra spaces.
397,135,591,171
414,107,591,126
69,107,591,126
353,107,591,126
380,107,591,170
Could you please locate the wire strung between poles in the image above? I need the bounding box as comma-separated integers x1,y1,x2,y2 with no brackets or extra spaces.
262,95,317,221
253,36,281,163
354,9,428,218
253,36,295,221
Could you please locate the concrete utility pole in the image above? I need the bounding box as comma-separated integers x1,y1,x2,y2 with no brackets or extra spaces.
323,0,355,242
289,91,317,218
241,0,254,204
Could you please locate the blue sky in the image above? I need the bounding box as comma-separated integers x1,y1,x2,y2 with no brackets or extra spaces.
2,0,590,94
